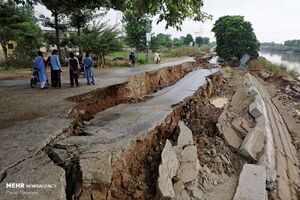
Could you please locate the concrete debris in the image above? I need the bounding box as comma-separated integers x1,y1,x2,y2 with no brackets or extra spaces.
178,145,198,163
248,86,259,97
239,127,266,161
177,121,194,147
157,121,201,199
266,168,278,190
177,160,201,184
157,164,176,198
80,152,112,187
259,70,271,80
174,181,190,200
217,121,242,151
285,85,292,93
161,140,180,178
249,100,263,119
244,74,300,199
233,164,267,200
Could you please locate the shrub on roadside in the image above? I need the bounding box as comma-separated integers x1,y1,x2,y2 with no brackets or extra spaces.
0,57,34,69
137,58,147,64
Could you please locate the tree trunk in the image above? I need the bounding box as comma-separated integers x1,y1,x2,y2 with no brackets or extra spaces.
77,26,82,54
54,12,61,58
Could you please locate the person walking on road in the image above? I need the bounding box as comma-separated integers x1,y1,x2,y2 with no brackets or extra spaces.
35,51,47,89
49,49,62,87
154,51,161,64
83,53,95,85
68,52,80,87
129,51,136,67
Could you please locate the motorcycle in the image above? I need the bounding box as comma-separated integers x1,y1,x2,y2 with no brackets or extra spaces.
30,67,39,88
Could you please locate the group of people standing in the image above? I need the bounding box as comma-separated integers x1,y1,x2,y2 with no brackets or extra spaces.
34,50,95,89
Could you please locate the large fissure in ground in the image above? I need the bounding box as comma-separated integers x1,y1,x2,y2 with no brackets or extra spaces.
40,57,214,199
103,73,245,199
67,57,210,122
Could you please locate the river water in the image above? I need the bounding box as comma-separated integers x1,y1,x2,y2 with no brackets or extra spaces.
259,49,300,78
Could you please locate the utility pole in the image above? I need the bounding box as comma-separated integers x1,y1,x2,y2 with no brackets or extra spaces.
146,33,151,63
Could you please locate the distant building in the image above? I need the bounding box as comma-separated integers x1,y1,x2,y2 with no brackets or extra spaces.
0,40,17,64
7,40,17,56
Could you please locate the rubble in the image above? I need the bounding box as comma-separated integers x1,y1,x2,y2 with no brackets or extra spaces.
238,127,266,161
233,164,267,200
157,122,200,199
249,99,263,119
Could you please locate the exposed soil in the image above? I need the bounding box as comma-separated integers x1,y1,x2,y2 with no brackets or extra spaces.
0,57,259,200
101,73,246,199
67,62,198,122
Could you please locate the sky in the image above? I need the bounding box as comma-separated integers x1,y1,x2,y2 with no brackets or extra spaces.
35,0,300,44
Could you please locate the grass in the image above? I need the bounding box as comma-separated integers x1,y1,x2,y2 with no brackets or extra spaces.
0,46,208,71
106,47,201,67
249,57,300,80
223,67,239,79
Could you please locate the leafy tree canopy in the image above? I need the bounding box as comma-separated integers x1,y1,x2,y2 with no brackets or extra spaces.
73,22,122,66
122,10,152,52
0,0,42,61
212,15,260,61
151,33,172,51
184,34,194,46
195,37,202,46
202,37,210,45
14,0,211,30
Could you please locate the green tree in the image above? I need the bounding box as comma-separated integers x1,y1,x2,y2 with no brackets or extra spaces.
122,10,152,52
43,31,56,47
212,15,260,61
75,23,122,67
68,9,103,53
13,21,43,60
38,0,69,57
195,37,202,46
202,37,210,45
151,33,172,51
184,34,194,46
0,0,42,63
15,0,211,30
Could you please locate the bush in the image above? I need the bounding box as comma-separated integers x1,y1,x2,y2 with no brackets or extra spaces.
137,58,147,64
0,57,34,69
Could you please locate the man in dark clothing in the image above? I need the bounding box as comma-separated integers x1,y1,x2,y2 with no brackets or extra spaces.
129,51,136,67
68,52,79,87
49,49,61,87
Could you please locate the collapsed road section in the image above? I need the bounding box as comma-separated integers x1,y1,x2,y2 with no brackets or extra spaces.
0,55,220,200
44,68,222,200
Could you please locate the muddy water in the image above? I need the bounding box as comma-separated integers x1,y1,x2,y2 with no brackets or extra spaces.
260,49,300,78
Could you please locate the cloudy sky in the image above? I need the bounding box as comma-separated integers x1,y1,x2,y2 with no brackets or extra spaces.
35,0,300,43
